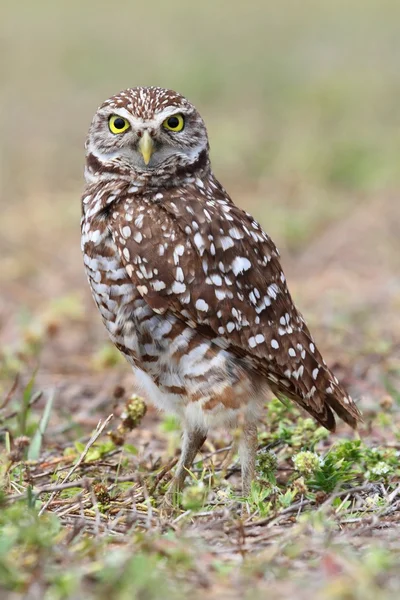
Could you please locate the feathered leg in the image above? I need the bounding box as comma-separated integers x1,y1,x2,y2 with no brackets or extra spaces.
239,422,258,496
162,427,207,511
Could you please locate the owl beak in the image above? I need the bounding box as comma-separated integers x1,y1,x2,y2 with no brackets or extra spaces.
138,130,154,165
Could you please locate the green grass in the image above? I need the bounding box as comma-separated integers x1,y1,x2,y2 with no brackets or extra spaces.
1,389,400,599
2,0,400,199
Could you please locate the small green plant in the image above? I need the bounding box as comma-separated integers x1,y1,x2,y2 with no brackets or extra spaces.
246,481,273,517
181,480,207,511
293,451,321,476
305,441,363,493
256,448,278,484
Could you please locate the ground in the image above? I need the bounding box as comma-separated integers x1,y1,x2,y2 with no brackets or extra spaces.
1,1,400,598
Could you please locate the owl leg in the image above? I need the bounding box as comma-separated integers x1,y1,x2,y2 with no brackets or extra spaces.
238,422,258,496
162,428,207,511
174,427,207,491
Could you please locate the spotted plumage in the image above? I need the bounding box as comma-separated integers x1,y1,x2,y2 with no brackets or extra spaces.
81,86,362,500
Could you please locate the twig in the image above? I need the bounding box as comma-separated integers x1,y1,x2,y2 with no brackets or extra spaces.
38,414,113,515
149,457,178,494
387,483,400,505
0,373,19,409
193,445,233,465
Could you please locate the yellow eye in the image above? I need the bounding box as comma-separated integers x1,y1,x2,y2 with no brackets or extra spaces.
163,113,185,132
109,115,130,134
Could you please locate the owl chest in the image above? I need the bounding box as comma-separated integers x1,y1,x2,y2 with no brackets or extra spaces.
81,219,180,369
81,220,138,341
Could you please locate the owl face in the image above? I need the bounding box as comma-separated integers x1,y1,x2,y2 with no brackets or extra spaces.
86,87,209,181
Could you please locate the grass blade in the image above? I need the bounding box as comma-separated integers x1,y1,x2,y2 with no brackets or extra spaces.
28,390,55,461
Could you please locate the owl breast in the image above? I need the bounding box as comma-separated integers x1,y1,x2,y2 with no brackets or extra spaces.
81,208,259,428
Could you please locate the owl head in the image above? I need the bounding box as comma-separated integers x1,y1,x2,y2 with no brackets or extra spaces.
85,86,210,185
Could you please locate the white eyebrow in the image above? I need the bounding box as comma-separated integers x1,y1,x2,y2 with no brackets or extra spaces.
105,106,188,129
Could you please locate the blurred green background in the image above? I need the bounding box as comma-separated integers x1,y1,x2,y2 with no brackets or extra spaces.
1,0,400,198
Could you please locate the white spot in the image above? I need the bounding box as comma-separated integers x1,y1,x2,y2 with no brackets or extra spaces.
306,386,317,398
326,386,333,394
122,248,130,260
220,236,234,250
210,274,222,286
152,280,166,291
309,343,315,353
255,334,265,345
135,214,144,228
171,281,186,294
133,231,143,243
288,348,296,357
293,365,304,380
249,291,257,305
195,299,209,312
271,339,279,349
227,322,235,333
90,230,101,244
312,368,319,380
232,256,251,276
215,289,226,300
173,244,185,264
267,284,279,299
193,232,206,255
155,192,163,200
232,307,239,320
229,227,243,239
137,285,148,295
175,267,184,282
122,226,131,238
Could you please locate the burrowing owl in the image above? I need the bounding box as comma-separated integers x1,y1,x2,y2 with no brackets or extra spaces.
81,86,362,500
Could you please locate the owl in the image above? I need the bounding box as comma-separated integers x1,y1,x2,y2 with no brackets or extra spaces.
81,86,362,504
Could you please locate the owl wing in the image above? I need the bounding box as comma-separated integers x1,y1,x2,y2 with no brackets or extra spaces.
112,186,362,430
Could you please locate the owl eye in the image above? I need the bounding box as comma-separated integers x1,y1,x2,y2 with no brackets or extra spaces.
109,115,130,134
163,114,185,132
